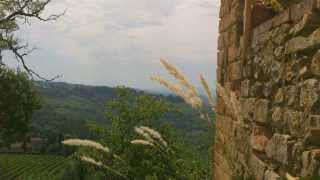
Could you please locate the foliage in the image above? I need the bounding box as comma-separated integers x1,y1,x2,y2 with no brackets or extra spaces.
62,87,211,179
0,154,67,180
0,67,40,146
31,82,210,157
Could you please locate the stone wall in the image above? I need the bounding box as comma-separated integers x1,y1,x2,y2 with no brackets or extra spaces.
215,0,320,179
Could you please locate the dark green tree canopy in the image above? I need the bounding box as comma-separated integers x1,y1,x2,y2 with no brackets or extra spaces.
0,67,40,146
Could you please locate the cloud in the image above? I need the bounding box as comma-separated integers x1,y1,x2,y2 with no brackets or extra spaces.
4,0,220,92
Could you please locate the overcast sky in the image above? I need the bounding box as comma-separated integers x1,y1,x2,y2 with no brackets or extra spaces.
4,0,220,92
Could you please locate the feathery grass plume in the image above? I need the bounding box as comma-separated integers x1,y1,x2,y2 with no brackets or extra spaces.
140,126,168,147
216,83,242,122
81,155,129,179
151,72,202,109
135,126,168,147
160,59,195,94
160,58,199,99
80,156,104,167
150,75,188,100
62,139,110,153
131,139,154,146
140,126,162,139
134,126,154,143
199,74,215,107
150,75,199,109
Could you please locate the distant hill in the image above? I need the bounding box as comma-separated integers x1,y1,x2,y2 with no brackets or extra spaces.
31,81,210,141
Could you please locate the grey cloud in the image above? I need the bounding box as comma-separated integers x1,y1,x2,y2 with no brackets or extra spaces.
4,0,219,92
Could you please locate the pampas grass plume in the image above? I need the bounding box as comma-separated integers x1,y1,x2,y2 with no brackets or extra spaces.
131,139,154,146
62,139,110,153
80,156,104,167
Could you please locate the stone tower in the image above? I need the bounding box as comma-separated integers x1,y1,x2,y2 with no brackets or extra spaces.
215,0,320,179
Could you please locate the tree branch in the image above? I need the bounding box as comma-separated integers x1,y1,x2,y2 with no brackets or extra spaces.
0,0,65,81
2,33,62,81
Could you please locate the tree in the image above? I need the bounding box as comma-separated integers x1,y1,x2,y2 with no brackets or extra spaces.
62,87,209,179
0,67,40,146
0,0,63,80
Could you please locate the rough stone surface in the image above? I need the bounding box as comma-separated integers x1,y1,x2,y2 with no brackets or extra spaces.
215,0,320,179
311,50,320,76
254,99,269,123
264,169,281,180
300,79,319,108
274,88,284,104
304,115,320,145
241,79,250,97
250,154,267,180
228,61,242,81
283,109,303,137
301,150,320,178
266,134,293,165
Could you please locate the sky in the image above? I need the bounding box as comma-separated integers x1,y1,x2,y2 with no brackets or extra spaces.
4,0,220,92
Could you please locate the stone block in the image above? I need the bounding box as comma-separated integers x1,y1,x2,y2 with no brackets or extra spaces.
266,133,294,165
241,80,251,97
263,82,273,98
250,154,267,180
253,15,273,37
285,36,309,54
289,0,318,23
300,79,319,108
228,61,242,81
311,50,320,76
252,29,272,49
301,149,320,178
290,13,320,36
264,169,281,180
285,86,299,106
285,27,320,54
253,99,269,123
272,107,284,129
218,34,225,50
317,0,320,9
243,59,254,76
227,23,241,47
304,115,320,145
250,82,264,97
283,109,303,137
290,2,305,23
219,4,242,33
240,98,255,121
274,88,284,104
292,141,304,173
272,24,291,45
306,115,320,129
251,134,269,152
219,0,230,18
228,43,239,62
309,27,320,47
274,46,285,59
272,9,290,28
218,49,227,67
216,68,224,84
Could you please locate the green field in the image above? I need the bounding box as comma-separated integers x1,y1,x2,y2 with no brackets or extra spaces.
0,154,67,180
